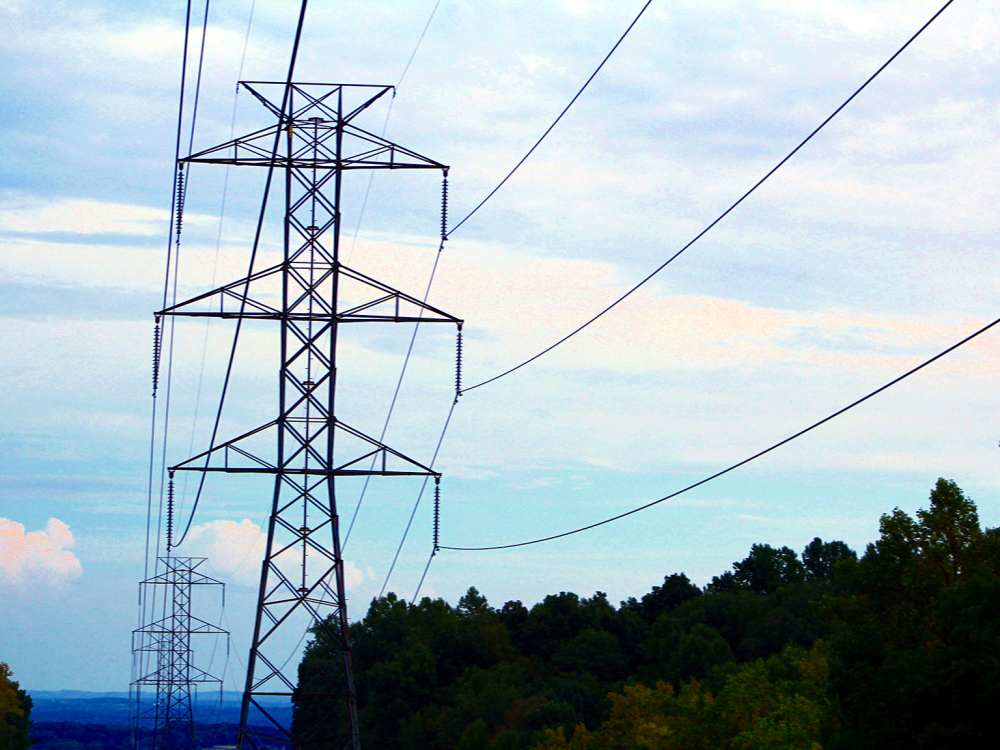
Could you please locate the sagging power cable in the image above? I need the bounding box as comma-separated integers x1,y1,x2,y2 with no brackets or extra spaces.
442,312,1000,551
447,0,653,238
377,398,458,598
173,0,312,548
459,0,957,394
343,172,451,547
346,0,443,266
356,1,655,577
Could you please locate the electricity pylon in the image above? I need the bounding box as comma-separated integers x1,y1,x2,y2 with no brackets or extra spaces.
132,555,227,750
159,82,461,750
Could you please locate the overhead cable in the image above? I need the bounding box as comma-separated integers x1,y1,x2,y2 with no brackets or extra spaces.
344,173,450,547
144,0,197,598
377,398,459,598
460,0,957,394
178,0,258,535
441,311,1000,551
173,0,311,548
447,0,653,237
346,0,443,265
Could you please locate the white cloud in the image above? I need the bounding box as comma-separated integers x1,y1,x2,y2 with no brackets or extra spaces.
182,518,264,587
0,197,169,237
181,518,368,592
0,517,83,585
344,560,365,591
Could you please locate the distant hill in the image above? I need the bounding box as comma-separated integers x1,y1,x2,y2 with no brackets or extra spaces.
30,692,291,727
31,692,131,701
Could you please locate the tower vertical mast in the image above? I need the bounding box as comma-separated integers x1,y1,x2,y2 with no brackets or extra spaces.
159,82,461,750
132,554,227,750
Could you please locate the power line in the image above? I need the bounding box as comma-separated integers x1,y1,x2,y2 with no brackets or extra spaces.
378,398,458,598
441,312,1000,551
346,0,443,267
396,0,443,90
459,0,957,394
344,177,451,547
349,0,655,572
173,1,311,548
177,0,257,532
146,0,196,577
447,0,652,237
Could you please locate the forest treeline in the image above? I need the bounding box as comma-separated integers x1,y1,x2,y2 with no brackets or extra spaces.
295,478,1000,750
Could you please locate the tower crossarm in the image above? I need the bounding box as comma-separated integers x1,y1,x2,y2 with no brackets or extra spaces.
181,85,446,172
168,417,441,479
155,262,462,325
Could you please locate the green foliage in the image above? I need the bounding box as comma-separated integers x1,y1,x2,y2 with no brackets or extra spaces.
802,539,856,583
0,662,32,750
639,620,734,687
827,478,1000,749
292,478,1000,750
732,544,805,595
621,574,702,623
531,645,830,750
553,629,626,682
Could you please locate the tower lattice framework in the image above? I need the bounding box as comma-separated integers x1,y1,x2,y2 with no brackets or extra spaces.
132,556,227,750
159,82,460,750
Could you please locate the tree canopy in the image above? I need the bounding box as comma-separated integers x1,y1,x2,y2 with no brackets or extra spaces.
293,478,1000,750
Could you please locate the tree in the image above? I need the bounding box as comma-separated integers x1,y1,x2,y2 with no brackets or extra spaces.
0,662,32,750
732,545,805,596
828,479,1000,749
531,645,831,750
801,539,856,583
290,478,999,749
623,574,702,623
553,629,627,682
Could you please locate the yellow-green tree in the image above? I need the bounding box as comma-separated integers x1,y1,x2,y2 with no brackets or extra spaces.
532,645,830,750
0,662,32,750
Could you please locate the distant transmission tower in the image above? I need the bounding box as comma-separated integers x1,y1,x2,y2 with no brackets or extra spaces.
131,543,227,750
158,82,460,750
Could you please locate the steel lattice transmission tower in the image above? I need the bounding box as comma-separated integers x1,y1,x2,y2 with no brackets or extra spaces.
132,555,227,750
158,82,461,750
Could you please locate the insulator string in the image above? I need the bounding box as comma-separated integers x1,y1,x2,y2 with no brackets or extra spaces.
152,321,162,396
440,170,449,242
175,166,186,241
166,476,176,553
433,480,441,554
455,327,463,401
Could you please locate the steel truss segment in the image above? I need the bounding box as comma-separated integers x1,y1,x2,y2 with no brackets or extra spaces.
169,417,440,478
157,262,460,324
133,666,221,684
181,82,444,171
135,616,227,635
239,81,391,125
182,128,446,170
180,86,448,172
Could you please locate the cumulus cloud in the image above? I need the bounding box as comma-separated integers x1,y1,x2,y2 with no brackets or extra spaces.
181,518,368,591
343,560,365,591
0,517,83,586
182,519,265,587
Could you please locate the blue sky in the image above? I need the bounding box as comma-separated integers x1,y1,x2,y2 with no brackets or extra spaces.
1,0,999,692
